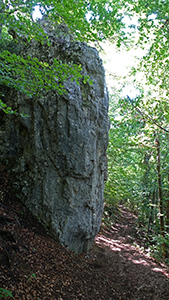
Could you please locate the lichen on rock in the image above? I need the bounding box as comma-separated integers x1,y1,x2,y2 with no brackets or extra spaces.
0,20,109,253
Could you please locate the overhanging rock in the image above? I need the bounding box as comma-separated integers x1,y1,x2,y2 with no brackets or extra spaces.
0,24,109,253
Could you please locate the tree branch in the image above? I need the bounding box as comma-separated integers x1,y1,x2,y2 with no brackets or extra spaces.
127,95,169,134
135,106,169,134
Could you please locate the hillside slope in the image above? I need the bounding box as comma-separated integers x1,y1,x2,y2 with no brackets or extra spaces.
0,165,169,299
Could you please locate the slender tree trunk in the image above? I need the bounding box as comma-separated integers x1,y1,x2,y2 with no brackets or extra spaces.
0,24,2,40
148,190,155,231
155,135,165,258
166,172,169,233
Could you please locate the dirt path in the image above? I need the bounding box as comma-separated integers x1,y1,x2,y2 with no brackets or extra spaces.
90,205,169,299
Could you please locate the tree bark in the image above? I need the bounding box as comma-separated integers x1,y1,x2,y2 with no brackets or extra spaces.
0,23,2,40
148,190,155,231
166,172,169,233
155,135,165,258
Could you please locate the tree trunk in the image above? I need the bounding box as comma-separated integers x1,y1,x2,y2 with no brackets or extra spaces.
166,172,169,233
155,135,165,258
148,190,155,231
0,24,2,40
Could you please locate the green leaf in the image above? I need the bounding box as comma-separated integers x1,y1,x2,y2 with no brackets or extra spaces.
0,288,13,298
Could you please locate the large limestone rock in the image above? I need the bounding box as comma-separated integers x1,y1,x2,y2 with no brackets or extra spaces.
0,23,109,253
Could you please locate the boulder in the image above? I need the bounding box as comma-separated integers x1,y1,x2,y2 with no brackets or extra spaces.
0,22,109,253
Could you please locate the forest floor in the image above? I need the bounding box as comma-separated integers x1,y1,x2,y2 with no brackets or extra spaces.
0,166,169,299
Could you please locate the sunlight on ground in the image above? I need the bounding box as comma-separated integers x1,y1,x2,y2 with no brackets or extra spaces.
95,235,137,252
151,267,169,278
95,233,169,278
132,259,150,266
96,236,122,252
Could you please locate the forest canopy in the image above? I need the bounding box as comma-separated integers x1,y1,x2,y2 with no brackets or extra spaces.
0,0,168,104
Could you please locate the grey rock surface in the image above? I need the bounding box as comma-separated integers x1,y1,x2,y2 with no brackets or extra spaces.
0,23,109,253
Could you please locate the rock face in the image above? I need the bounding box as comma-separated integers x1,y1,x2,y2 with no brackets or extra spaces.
0,23,109,253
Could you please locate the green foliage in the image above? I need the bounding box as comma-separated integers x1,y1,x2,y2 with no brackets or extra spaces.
25,273,37,281
0,288,13,298
105,98,146,209
0,0,167,114
0,99,19,115
150,232,169,260
105,0,169,248
129,0,169,92
1,0,110,114
106,87,169,261
0,50,87,97
0,26,18,54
